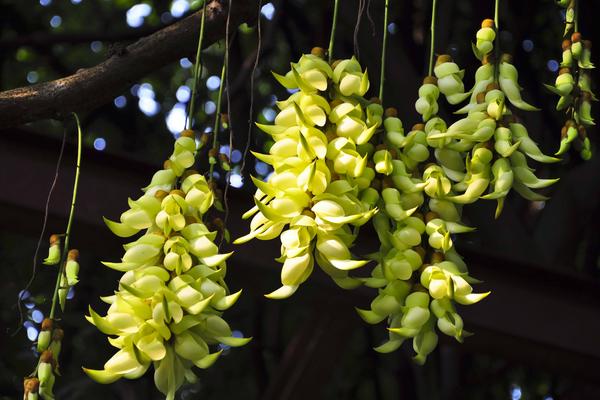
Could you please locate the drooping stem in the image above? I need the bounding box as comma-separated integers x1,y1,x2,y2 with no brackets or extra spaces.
328,0,340,62
49,113,82,320
209,61,227,181
428,0,437,76
186,0,208,130
379,0,389,101
493,0,501,83
494,0,500,31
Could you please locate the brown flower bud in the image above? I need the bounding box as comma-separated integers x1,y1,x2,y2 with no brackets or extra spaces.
411,123,425,132
562,39,572,51
571,32,581,43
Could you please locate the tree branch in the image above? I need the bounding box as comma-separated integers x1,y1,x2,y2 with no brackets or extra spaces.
0,0,259,129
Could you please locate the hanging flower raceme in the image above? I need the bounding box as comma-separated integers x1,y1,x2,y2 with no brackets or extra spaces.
84,131,249,400
235,49,380,299
426,24,559,218
545,0,595,159
355,110,488,363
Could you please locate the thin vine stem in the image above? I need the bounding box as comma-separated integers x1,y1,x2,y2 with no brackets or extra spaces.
494,0,500,31
186,0,208,130
494,0,501,83
379,0,389,101
328,0,340,62
209,61,227,182
49,113,82,320
427,0,437,76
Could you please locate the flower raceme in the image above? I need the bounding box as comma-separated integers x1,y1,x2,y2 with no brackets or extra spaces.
84,132,249,400
235,49,381,299
545,0,595,159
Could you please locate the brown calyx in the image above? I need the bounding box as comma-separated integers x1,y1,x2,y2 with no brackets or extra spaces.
208,148,219,158
218,153,230,163
41,318,53,331
52,328,64,341
384,107,398,118
436,54,453,66
169,189,186,198
163,160,172,170
571,32,581,43
412,123,425,132
430,252,444,264
500,53,513,63
558,67,571,75
578,125,587,140
414,246,426,260
184,215,198,225
423,75,437,85
369,97,382,105
180,129,194,138
560,126,567,139
425,211,439,223
481,18,495,28
40,350,54,364
154,190,169,200
476,92,486,104
302,209,316,219
182,169,199,180
485,82,499,92
49,234,60,245
311,47,326,58
67,249,79,261
583,40,592,49
200,133,210,145
24,377,40,393
331,60,341,69
562,39,572,50
329,99,343,108
381,177,394,189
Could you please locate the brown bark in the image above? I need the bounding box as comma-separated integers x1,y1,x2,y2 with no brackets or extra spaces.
0,0,258,129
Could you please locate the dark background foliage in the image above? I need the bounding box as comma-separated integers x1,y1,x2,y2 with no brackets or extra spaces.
0,0,599,399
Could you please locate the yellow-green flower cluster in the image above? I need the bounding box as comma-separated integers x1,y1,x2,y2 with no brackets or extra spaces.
426,23,559,218
84,132,249,400
545,0,594,159
235,49,381,299
356,111,488,363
